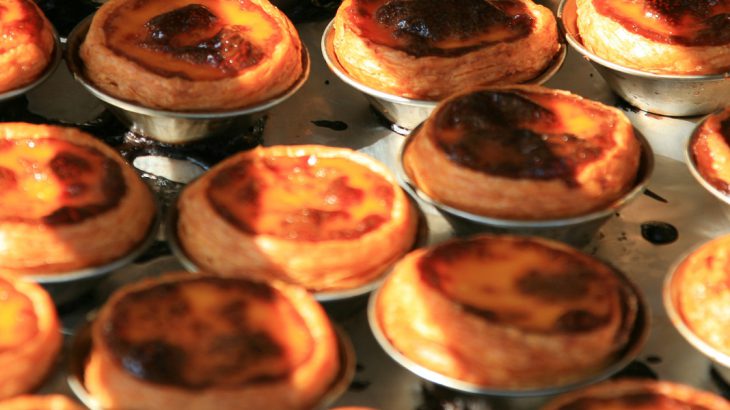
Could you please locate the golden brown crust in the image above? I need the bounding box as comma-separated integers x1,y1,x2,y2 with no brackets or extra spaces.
0,0,55,93
81,0,304,111
177,144,417,292
690,107,730,194
0,123,155,274
403,84,641,220
541,379,730,410
375,235,638,389
576,0,730,75
670,234,730,356
85,272,341,410
0,395,85,410
332,0,559,100
0,275,62,400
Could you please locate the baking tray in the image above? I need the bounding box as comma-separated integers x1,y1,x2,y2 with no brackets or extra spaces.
13,0,730,408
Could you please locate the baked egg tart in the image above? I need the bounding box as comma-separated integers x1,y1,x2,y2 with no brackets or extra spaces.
372,234,640,390
80,0,305,111
688,107,730,199
176,144,418,293
541,379,730,410
0,274,62,400
0,0,56,94
0,123,156,274
576,0,730,75
0,395,85,410
402,85,641,220
331,0,561,100
83,272,344,410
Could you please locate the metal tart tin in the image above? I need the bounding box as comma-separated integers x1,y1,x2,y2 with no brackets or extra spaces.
558,0,730,117
67,315,356,410
321,20,567,132
685,113,730,207
663,235,730,385
397,127,654,248
0,27,62,102
65,15,310,144
367,270,650,397
26,209,161,307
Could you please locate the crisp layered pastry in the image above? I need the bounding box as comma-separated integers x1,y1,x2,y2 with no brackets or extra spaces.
332,0,560,100
0,395,85,410
541,379,730,410
80,0,304,111
374,235,639,389
0,0,55,93
177,144,417,292
689,107,730,194
0,275,62,400
576,0,730,74
402,85,641,220
669,234,730,357
0,123,155,274
85,272,342,410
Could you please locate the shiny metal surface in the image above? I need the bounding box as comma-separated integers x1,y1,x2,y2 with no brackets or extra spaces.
559,0,730,117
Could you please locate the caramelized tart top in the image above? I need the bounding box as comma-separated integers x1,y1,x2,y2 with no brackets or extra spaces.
591,0,730,46
344,0,535,57
690,107,730,194
206,151,396,242
0,0,51,49
102,0,285,81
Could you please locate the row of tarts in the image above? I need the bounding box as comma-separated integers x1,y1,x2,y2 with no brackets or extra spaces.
2,0,730,410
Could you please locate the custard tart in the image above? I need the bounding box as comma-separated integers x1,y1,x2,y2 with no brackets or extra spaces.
0,275,62,400
541,379,730,410
0,395,85,410
85,272,342,410
0,0,55,94
332,0,560,100
0,123,156,274
576,0,730,74
689,107,730,195
80,0,305,111
177,144,418,292
373,234,639,389
402,85,641,220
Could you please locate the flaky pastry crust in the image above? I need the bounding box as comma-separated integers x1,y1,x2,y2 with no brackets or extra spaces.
541,379,730,410
0,275,62,400
0,395,85,410
177,144,417,292
403,84,641,220
576,0,730,74
81,0,304,111
0,0,55,93
0,123,155,274
690,107,730,194
332,0,560,100
375,235,638,389
85,272,341,410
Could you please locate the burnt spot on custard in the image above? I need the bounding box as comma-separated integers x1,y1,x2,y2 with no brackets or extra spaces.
352,0,534,57
104,276,309,388
555,391,712,410
592,0,730,46
427,90,607,187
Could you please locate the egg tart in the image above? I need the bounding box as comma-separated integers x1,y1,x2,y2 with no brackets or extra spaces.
373,234,639,389
331,0,560,100
0,123,156,274
0,395,85,410
402,85,641,220
541,379,730,410
84,272,342,410
80,0,304,111
0,0,55,94
0,275,62,400
576,0,730,74
689,107,730,196
176,144,418,293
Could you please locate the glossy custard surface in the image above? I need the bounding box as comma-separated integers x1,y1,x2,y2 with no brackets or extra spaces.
0,138,125,225
104,276,313,388
346,0,534,56
103,0,282,80
592,0,730,46
430,89,615,187
206,155,395,241
0,277,37,352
